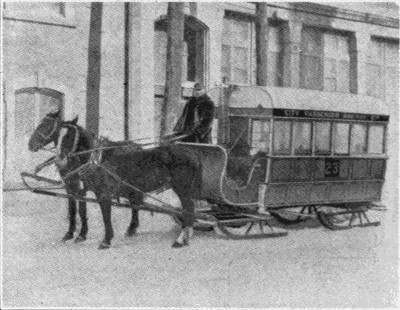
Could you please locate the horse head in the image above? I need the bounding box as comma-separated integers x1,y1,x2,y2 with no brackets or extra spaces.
28,110,63,152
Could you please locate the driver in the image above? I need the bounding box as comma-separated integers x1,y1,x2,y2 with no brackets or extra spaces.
173,82,215,144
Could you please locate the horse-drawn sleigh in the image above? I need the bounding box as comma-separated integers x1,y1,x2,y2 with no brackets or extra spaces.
22,84,389,249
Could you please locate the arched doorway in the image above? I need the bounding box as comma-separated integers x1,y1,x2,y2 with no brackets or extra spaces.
9,87,64,183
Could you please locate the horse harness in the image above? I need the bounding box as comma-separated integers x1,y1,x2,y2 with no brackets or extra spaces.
55,124,80,169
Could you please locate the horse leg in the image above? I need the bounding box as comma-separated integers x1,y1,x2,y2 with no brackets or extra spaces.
97,194,114,249
125,192,142,237
172,196,194,248
125,208,139,237
62,197,76,241
75,197,88,243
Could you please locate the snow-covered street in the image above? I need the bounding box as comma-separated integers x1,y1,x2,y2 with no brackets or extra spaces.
2,189,398,308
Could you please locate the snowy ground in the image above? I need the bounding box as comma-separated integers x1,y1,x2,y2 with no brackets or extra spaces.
1,189,398,308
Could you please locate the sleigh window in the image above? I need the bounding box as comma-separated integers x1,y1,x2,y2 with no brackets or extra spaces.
251,120,270,155
315,122,331,155
293,121,312,155
368,125,384,154
273,120,291,155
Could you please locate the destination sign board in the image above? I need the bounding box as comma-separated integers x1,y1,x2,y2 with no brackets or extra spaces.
272,108,389,122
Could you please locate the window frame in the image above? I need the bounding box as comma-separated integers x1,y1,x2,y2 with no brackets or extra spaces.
268,118,387,157
350,123,368,155
221,13,255,85
366,38,399,100
292,120,313,156
333,122,351,155
300,26,351,93
272,119,292,155
250,118,271,154
313,121,332,156
221,12,284,87
367,124,386,155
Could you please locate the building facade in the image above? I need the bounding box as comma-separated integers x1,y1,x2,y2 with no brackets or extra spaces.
2,2,399,209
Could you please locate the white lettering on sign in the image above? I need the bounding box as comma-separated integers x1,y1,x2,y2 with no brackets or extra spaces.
284,110,300,117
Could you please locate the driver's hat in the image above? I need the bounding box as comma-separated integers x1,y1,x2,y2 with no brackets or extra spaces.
181,81,196,98
193,82,204,91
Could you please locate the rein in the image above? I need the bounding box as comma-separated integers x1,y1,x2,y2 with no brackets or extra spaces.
40,124,190,184
56,133,189,185
41,146,58,154
67,133,189,158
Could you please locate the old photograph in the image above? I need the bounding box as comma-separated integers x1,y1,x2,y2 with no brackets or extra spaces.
1,1,399,308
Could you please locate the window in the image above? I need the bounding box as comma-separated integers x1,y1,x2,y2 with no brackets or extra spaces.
315,122,331,155
293,122,312,155
333,123,350,154
273,120,291,155
300,27,350,92
251,119,270,154
324,33,350,92
222,15,283,86
367,39,399,101
350,124,367,154
368,125,385,154
222,16,253,84
300,27,323,90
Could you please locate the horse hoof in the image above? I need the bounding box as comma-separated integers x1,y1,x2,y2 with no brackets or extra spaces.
62,233,74,242
98,242,111,250
74,236,87,243
172,241,184,248
125,229,136,237
171,240,188,248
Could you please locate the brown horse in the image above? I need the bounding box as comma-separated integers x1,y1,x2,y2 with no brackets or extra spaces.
31,111,201,249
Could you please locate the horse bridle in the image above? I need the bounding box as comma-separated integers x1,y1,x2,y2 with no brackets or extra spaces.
36,115,62,141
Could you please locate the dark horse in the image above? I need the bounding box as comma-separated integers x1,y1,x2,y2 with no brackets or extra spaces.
29,111,93,243
29,111,201,249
